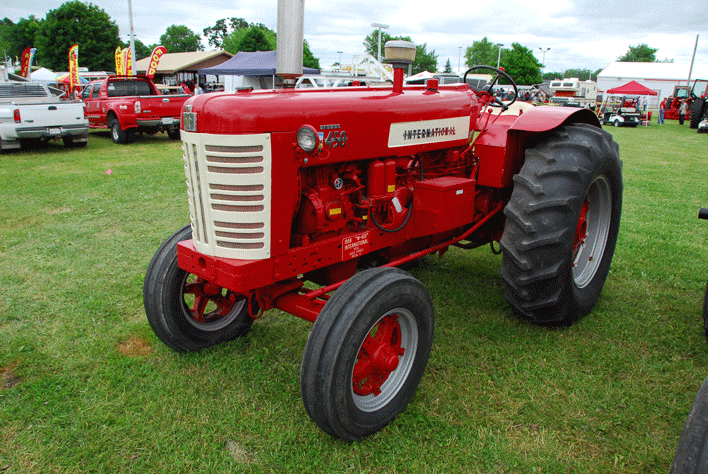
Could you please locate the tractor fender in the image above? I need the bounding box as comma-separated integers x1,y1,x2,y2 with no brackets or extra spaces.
475,106,601,188
509,105,601,132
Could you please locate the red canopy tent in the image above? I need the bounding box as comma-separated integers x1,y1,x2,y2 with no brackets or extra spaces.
602,80,658,126
606,80,657,96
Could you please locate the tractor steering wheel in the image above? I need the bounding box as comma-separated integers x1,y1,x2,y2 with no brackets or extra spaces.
464,65,518,110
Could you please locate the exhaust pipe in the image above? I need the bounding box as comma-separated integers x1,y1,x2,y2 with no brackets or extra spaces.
276,0,304,81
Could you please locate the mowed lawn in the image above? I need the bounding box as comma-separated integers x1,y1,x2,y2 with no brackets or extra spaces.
0,121,707,473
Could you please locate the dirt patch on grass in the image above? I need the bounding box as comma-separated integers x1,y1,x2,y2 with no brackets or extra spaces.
116,336,153,357
1,364,21,390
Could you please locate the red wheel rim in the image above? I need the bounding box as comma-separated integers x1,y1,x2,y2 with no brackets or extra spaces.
352,314,406,397
181,275,245,330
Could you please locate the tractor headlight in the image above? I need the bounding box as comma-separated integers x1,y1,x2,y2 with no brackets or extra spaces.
297,125,319,153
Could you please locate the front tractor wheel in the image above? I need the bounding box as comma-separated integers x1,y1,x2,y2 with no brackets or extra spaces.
300,268,434,441
143,225,254,352
500,123,623,325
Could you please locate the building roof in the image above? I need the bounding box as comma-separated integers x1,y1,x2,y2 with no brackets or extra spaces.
598,61,708,81
198,50,320,76
135,50,233,74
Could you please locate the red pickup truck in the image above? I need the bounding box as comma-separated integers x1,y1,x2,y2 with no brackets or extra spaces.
81,75,189,144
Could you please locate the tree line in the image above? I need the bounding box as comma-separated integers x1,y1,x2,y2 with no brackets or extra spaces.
1,0,664,83
0,1,320,72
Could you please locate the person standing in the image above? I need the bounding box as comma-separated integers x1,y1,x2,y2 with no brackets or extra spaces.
679,100,689,125
658,98,666,125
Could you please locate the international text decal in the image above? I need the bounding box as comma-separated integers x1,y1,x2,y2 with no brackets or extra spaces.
403,126,456,141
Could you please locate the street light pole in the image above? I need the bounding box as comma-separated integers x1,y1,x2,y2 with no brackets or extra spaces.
538,47,550,75
371,23,389,62
496,43,503,69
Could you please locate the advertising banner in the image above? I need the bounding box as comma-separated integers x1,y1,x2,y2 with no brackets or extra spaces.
68,44,79,90
123,47,132,76
146,46,167,79
20,47,36,79
115,47,123,75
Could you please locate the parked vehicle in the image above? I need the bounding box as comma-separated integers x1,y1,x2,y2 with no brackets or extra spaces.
549,78,597,109
81,75,189,144
144,35,623,442
598,96,641,127
0,80,88,152
690,79,708,130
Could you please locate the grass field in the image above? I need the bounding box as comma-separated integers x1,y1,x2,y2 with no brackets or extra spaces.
0,121,707,473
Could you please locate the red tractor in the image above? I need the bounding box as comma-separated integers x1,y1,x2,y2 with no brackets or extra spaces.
143,42,623,441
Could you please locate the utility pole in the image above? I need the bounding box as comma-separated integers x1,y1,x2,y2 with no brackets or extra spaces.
538,47,550,75
496,43,503,69
371,23,389,62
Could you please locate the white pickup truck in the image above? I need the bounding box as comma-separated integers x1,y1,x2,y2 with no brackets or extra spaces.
0,81,89,152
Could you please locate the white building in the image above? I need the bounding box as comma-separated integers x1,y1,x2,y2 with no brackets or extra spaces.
597,62,708,106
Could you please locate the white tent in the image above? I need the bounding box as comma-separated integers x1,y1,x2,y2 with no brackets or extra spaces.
28,67,57,84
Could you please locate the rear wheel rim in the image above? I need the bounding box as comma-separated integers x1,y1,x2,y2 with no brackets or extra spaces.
351,308,418,412
573,175,612,288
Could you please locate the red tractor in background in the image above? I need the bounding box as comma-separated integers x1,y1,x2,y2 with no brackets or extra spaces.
143,40,623,441
665,79,708,125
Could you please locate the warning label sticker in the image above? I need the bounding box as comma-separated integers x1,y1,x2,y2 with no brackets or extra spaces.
342,232,370,260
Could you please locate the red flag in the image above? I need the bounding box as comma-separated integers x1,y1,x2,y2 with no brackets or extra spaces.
20,47,33,78
68,44,79,90
146,46,167,79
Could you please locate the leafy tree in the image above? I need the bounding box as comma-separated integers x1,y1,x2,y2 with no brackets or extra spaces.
35,2,119,71
464,37,501,68
123,39,153,60
413,43,437,75
444,58,452,73
1,16,43,62
223,25,275,53
499,43,542,85
222,24,318,70
363,30,437,74
303,40,320,70
618,43,658,62
160,25,202,53
203,18,249,49
234,27,271,52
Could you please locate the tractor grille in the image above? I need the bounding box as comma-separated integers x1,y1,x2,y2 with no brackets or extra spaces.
181,131,272,259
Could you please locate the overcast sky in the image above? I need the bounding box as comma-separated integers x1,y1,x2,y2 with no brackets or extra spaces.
5,0,708,74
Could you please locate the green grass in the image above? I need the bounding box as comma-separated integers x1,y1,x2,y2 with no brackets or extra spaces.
1,121,707,473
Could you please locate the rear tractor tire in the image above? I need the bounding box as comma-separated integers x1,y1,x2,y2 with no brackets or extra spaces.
143,225,254,352
500,123,623,325
300,267,434,441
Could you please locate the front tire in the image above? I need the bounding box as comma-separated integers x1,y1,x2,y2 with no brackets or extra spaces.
143,225,254,352
500,123,623,324
300,268,434,441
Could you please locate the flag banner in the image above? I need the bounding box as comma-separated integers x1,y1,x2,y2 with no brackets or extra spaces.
115,47,122,75
20,47,36,78
68,44,79,90
123,47,132,76
146,46,167,79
